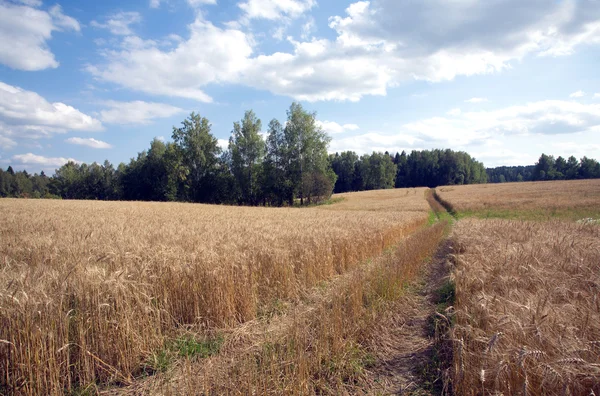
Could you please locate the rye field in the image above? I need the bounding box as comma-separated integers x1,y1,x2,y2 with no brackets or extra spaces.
1,189,434,394
2,180,600,395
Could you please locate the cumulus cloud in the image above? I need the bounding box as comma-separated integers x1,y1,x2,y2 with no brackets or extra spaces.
91,12,142,36
99,100,184,125
0,1,80,71
65,137,112,149
239,0,315,20
316,120,359,134
330,99,600,159
329,131,421,155
465,97,489,103
87,0,600,102
0,81,102,132
569,90,586,98
406,100,600,144
87,17,253,102
0,81,102,149
12,153,79,168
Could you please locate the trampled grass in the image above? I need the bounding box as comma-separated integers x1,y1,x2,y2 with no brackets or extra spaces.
0,188,430,394
450,219,600,395
435,179,600,221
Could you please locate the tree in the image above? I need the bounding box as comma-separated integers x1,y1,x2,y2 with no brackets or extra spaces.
330,151,358,193
532,154,556,180
283,103,335,205
579,157,600,179
360,152,397,190
229,110,265,205
264,119,289,206
172,113,221,202
395,151,408,187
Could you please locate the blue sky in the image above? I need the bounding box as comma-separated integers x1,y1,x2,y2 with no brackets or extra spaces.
1,0,600,173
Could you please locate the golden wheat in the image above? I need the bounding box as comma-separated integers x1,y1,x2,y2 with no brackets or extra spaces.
451,219,600,395
436,179,600,219
0,188,430,395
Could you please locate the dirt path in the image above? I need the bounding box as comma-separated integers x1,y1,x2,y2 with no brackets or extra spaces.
362,239,454,395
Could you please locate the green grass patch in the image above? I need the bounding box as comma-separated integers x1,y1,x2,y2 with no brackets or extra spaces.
142,333,224,375
293,196,346,208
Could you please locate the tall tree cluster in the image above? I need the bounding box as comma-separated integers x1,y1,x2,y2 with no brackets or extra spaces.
2,103,337,206
487,154,600,183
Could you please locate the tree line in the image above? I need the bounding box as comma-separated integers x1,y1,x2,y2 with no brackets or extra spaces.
329,149,488,193
486,154,600,183
4,103,597,203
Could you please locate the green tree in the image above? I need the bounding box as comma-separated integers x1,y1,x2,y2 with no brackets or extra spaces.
532,154,556,180
264,119,294,206
283,103,335,205
172,113,221,202
229,110,265,205
330,151,358,193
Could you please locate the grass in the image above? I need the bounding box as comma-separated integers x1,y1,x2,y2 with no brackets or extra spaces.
450,219,600,395
0,188,431,394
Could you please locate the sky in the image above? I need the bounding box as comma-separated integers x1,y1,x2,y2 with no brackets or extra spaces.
1,0,600,174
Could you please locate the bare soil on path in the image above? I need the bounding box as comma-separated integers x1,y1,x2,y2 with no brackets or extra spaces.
361,240,454,395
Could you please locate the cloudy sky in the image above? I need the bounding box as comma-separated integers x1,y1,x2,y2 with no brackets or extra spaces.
1,0,600,173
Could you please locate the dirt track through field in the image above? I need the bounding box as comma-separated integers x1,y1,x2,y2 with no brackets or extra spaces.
362,239,453,395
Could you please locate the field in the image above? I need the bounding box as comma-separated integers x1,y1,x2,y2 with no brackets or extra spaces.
435,179,600,220
0,189,431,395
451,219,600,395
3,180,600,395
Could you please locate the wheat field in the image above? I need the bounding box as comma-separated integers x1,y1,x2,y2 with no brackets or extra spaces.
435,179,600,220
450,219,600,395
0,189,430,395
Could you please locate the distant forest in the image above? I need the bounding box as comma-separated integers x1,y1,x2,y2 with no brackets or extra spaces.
487,154,600,183
1,104,599,204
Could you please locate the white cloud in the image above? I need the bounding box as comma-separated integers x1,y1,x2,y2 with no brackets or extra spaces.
0,133,16,150
0,1,80,70
301,16,316,40
99,100,184,125
87,17,253,102
12,153,79,168
405,100,600,148
239,0,315,20
316,120,359,134
156,135,166,142
15,0,43,6
149,0,162,8
0,81,102,149
217,139,228,151
91,12,141,36
447,108,461,116
330,131,421,155
595,93,600,99
65,137,112,149
465,97,489,103
0,81,102,132
87,0,600,103
569,90,585,98
187,0,217,6
331,99,600,160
